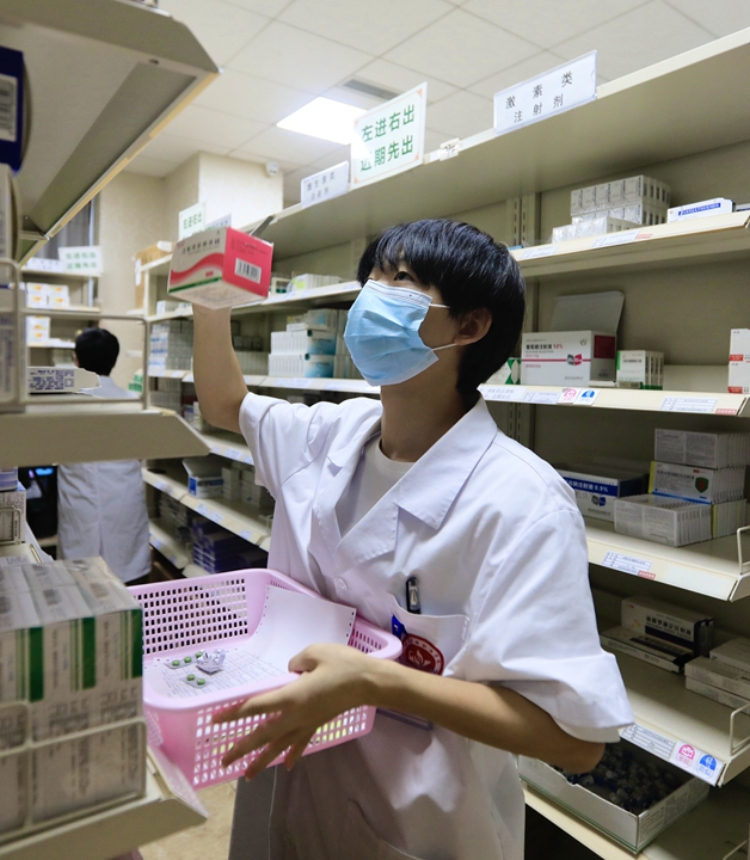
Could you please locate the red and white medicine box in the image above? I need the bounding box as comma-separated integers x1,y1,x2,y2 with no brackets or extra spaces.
729,328,750,395
168,226,273,309
521,330,616,386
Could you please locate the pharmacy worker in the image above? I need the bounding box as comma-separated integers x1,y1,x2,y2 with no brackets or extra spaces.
192,219,633,860
57,328,151,585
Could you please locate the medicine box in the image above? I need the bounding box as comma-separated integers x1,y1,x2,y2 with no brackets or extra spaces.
600,626,694,673
709,637,750,672
182,457,224,499
518,748,708,853
616,351,663,390
287,273,341,293
613,494,712,546
271,330,337,356
711,498,746,538
552,217,638,243
27,367,99,394
168,226,273,309
729,328,750,394
286,308,343,332
555,464,646,522
655,428,750,469
521,331,616,386
649,460,745,505
684,676,750,713
667,198,733,222
268,353,334,378
0,489,25,544
26,316,50,345
620,595,713,657
486,358,521,385
686,656,750,701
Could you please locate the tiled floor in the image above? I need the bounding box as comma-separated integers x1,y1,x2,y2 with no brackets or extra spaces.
140,781,236,860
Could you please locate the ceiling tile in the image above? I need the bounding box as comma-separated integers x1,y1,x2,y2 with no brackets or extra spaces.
278,0,453,55
222,0,292,16
552,1,713,81
425,91,494,138
235,125,342,166
122,155,176,178
161,105,267,150
228,21,374,91
665,0,750,37
463,0,646,50
138,133,226,165
158,0,269,65
351,59,458,103
382,9,539,88
468,51,566,98
194,70,314,124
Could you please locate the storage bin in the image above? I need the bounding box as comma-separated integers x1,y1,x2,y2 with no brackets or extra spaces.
130,569,402,788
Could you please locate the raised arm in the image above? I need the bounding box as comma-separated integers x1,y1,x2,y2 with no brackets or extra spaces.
192,305,249,434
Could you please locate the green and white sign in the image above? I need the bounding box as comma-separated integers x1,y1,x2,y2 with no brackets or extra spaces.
58,245,102,275
178,202,206,240
351,83,427,188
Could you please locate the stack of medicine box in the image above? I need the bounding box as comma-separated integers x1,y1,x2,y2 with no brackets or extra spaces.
23,283,70,309
157,494,193,546
268,308,350,379
233,331,269,376
685,637,750,712
0,558,145,832
613,429,749,546
148,320,193,373
182,456,224,499
221,461,274,514
191,518,267,574
571,175,671,227
600,595,713,674
555,463,646,523
26,315,51,346
0,468,25,545
286,273,341,294
150,376,183,412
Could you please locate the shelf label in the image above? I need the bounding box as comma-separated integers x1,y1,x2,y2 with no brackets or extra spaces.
515,245,558,260
620,725,723,785
240,528,259,543
494,51,596,136
480,385,524,402
591,230,640,248
576,389,599,405
196,504,222,525
352,83,427,188
523,391,561,405
150,534,163,550
301,161,349,207
661,396,718,414
225,448,241,460
601,552,653,577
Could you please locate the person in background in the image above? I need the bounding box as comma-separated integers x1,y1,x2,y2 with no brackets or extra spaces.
57,328,151,585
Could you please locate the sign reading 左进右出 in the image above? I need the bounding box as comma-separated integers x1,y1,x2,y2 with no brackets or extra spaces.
493,52,597,136
351,84,427,188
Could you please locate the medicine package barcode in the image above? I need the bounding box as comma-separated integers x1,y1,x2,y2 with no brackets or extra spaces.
235,259,262,283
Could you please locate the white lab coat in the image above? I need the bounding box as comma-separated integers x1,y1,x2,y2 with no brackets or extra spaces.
57,376,150,584
231,392,633,860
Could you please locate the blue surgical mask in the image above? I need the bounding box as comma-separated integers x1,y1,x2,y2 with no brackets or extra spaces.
343,280,456,386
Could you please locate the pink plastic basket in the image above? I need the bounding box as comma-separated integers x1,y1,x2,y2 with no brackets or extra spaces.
129,569,402,788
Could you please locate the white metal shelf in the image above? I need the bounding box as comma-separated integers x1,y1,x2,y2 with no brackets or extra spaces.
142,467,271,550
0,405,209,467
513,212,750,277
524,781,750,860
154,371,377,396
613,653,750,786
0,749,206,860
480,384,749,418
243,30,750,260
199,431,254,465
586,520,750,602
148,519,189,570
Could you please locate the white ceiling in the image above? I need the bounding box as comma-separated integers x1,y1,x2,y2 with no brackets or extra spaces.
126,0,750,204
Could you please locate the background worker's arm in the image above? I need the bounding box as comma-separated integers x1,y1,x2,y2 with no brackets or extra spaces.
192,305,249,434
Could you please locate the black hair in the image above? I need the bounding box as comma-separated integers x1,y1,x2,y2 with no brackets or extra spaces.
357,219,526,401
74,328,119,376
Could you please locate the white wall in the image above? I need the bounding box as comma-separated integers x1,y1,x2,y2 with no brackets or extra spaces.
198,153,283,231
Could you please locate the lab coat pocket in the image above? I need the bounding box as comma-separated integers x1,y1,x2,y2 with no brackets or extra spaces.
387,594,468,675
338,800,425,860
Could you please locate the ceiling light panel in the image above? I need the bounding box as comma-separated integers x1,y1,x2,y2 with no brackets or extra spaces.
277,97,366,145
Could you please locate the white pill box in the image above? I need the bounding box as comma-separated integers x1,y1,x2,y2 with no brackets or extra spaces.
521,330,616,386
655,428,750,469
614,494,712,546
729,328,750,395
555,463,646,522
649,461,745,505
616,351,663,390
667,198,733,222
267,353,334,378
621,595,713,657
686,656,750,701
710,637,750,672
271,330,337,356
600,626,694,673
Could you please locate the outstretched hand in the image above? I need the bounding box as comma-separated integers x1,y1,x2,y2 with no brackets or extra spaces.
212,643,379,780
